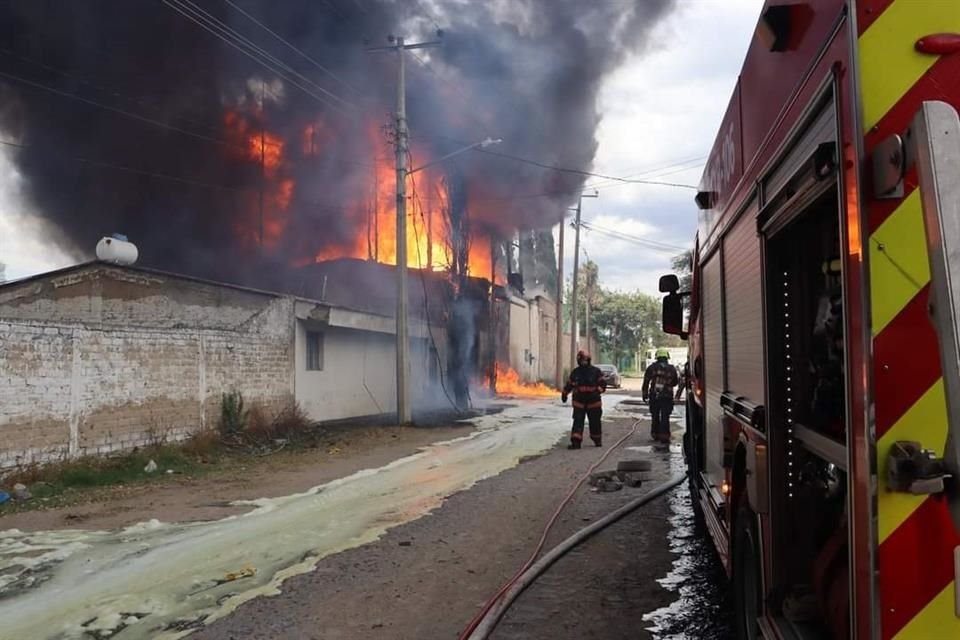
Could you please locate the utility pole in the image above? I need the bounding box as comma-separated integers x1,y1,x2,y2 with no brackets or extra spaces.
258,80,266,249
584,250,594,358
369,35,442,425
554,214,565,388
490,234,498,395
569,191,598,372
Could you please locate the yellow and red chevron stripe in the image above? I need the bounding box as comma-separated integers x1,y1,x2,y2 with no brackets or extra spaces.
860,1,960,638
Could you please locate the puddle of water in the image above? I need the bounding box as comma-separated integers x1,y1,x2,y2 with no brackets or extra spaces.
0,400,570,640
643,448,733,639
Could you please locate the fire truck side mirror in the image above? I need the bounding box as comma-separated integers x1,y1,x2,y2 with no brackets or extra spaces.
659,274,680,293
662,293,687,339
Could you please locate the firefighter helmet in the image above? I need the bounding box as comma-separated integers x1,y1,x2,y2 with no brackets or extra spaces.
655,348,670,360
576,350,591,365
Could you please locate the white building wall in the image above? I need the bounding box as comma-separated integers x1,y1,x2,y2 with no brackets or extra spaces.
507,296,542,384
294,322,443,422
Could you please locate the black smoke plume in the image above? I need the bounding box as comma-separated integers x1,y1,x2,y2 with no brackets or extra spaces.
0,0,674,286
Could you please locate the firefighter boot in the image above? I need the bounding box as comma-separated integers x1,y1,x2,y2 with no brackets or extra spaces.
567,441,581,450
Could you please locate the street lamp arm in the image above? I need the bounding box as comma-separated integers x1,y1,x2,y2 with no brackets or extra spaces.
407,138,502,175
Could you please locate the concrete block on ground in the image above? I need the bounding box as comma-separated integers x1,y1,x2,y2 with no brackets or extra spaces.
616,459,652,473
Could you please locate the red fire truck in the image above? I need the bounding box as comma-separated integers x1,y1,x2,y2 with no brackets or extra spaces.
660,2,960,639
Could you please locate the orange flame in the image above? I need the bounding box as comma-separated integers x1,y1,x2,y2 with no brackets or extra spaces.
224,109,502,282
224,110,293,250
494,362,556,397
305,125,501,281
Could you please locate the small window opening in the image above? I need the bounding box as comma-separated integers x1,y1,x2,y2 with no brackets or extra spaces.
306,331,324,371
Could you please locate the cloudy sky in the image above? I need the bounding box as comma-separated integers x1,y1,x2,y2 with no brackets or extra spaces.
565,0,759,296
0,0,761,286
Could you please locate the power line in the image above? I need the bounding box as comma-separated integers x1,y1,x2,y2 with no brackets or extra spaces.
221,0,362,96
473,147,698,189
0,47,227,142
167,0,351,110
163,0,354,115
413,0,444,31
0,68,248,153
580,220,686,251
0,138,248,193
578,220,688,253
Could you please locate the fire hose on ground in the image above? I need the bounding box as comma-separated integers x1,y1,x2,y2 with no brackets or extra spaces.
459,418,688,640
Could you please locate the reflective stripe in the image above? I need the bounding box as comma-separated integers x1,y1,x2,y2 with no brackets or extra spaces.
859,0,960,131
861,1,960,637
571,432,583,440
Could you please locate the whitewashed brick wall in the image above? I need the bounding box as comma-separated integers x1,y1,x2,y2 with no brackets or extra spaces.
0,266,294,468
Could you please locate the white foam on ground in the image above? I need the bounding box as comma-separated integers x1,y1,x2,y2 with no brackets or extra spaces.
0,399,570,639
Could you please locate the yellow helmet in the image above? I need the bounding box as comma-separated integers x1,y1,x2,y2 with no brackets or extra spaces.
655,348,670,360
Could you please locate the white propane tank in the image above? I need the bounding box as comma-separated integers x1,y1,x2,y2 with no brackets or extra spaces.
96,236,138,265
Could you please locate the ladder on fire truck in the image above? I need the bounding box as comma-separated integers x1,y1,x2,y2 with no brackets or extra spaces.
874,101,960,590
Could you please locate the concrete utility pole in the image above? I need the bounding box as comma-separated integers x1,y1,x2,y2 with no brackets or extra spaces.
554,214,566,388
568,191,598,372
584,251,595,358
368,35,442,425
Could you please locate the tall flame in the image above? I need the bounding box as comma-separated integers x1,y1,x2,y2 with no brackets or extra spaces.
225,109,501,283
224,110,294,250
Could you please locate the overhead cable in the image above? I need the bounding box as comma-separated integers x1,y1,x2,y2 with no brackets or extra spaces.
0,69,248,153
222,0,362,95
163,0,354,114
473,147,698,189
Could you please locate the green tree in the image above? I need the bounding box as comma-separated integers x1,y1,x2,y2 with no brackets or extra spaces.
590,290,668,368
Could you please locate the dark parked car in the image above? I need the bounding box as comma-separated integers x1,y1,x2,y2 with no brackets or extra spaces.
597,364,621,389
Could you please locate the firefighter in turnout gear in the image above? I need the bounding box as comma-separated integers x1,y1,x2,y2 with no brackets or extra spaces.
642,348,679,443
562,350,606,449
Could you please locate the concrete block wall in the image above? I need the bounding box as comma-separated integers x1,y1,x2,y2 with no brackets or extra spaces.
0,266,294,468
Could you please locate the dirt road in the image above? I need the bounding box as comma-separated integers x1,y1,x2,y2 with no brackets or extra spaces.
0,396,730,639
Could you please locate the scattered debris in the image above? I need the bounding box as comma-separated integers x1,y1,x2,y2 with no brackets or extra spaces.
223,565,257,582
588,470,619,486
593,478,623,492
143,460,158,474
0,491,10,505
618,472,644,488
398,541,412,547
12,483,31,501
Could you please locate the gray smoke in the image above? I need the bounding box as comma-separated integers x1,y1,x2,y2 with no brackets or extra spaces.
0,0,674,284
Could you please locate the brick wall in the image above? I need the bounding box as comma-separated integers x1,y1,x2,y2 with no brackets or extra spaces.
0,265,294,468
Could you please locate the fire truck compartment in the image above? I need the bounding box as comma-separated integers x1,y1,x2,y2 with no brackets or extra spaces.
763,186,849,639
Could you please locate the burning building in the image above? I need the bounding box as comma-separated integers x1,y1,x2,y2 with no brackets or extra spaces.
0,1,675,430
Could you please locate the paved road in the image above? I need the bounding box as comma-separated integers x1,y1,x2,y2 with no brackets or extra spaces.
0,395,729,639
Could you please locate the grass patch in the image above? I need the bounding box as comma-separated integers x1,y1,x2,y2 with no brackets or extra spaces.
0,431,224,515
1,399,317,516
